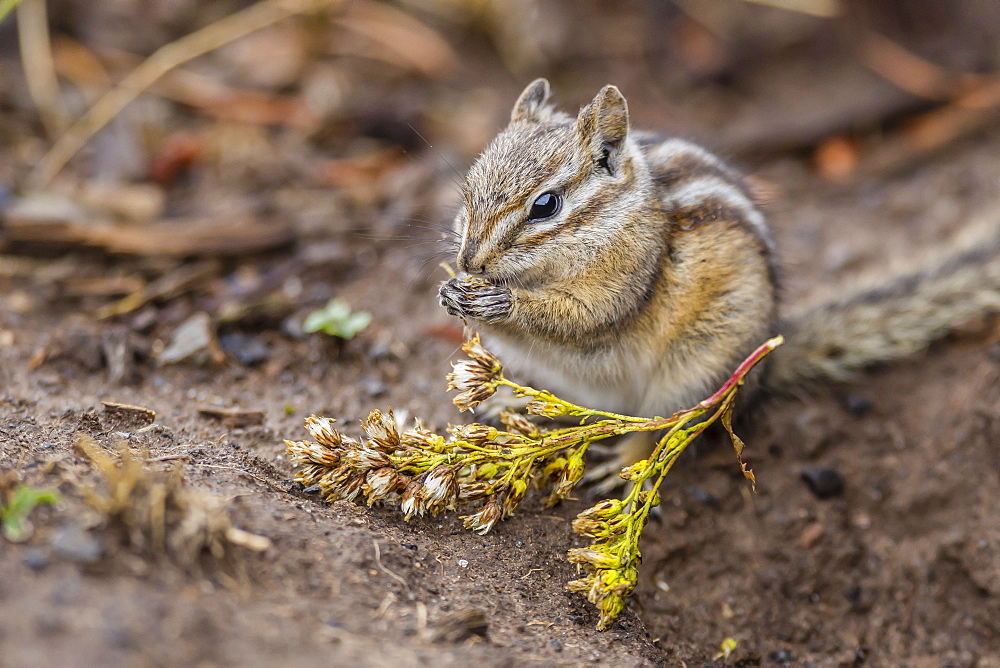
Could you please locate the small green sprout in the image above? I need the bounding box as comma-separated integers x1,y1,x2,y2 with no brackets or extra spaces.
303,299,372,339
286,334,781,629
1,484,61,542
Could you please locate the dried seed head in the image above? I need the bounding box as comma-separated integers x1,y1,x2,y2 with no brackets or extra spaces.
400,480,423,520
447,336,503,412
637,490,661,507
571,517,608,539
525,399,568,418
419,465,458,515
461,335,501,374
462,499,503,535
304,415,343,448
449,377,499,413
338,475,365,503
567,575,595,594
502,478,528,517
285,439,340,468
400,423,446,450
578,499,625,521
551,451,586,501
618,459,648,481
363,409,400,450
567,547,621,571
295,463,330,487
457,480,490,501
364,467,403,504
320,465,366,503
499,410,540,437
447,423,498,445
343,446,393,471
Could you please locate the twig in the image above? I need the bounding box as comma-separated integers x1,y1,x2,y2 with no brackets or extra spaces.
28,0,338,188
195,463,287,493
372,540,411,592
861,31,976,101
17,0,65,138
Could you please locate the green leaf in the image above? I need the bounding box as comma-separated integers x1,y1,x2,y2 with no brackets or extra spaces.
1,484,61,542
302,299,372,339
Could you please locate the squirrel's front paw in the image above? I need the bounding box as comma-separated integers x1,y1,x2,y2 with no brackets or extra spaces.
439,277,512,324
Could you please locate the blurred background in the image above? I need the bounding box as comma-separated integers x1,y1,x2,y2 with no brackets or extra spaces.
3,3,1000,664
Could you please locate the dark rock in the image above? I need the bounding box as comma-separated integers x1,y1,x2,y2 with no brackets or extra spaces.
801,467,845,499
22,548,49,571
219,332,270,366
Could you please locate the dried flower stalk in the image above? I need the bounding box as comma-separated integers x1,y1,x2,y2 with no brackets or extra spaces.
286,334,782,629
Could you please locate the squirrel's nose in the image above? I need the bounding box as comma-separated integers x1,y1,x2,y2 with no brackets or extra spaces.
458,243,485,274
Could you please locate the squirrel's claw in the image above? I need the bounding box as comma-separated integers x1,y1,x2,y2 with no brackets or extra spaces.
439,277,512,324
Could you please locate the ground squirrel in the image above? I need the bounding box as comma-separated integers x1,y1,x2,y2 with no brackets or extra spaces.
439,79,1000,448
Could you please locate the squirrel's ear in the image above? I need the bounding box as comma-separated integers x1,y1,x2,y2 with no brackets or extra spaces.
577,85,630,174
511,78,551,123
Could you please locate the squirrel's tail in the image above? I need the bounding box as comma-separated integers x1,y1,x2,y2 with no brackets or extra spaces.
768,212,1000,389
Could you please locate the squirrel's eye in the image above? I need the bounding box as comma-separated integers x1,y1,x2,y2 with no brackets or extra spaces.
527,192,562,221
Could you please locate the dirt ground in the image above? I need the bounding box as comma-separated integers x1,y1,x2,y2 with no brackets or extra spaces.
2,1,1000,666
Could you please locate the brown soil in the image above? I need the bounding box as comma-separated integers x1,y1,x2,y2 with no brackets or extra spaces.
2,2,1000,666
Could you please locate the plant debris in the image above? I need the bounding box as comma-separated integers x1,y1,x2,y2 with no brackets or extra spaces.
1,480,61,543
76,436,271,569
286,334,780,629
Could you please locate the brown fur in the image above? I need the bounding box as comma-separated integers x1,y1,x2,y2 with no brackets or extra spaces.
440,78,1000,434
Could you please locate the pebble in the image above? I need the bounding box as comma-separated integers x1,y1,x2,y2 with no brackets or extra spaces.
801,467,845,499
51,524,103,564
219,332,270,366
159,312,216,365
22,548,49,571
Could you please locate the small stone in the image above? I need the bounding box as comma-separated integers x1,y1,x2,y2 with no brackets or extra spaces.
549,639,562,651
457,559,469,568
51,524,103,564
801,467,844,499
159,313,221,366
22,548,49,571
219,332,270,366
